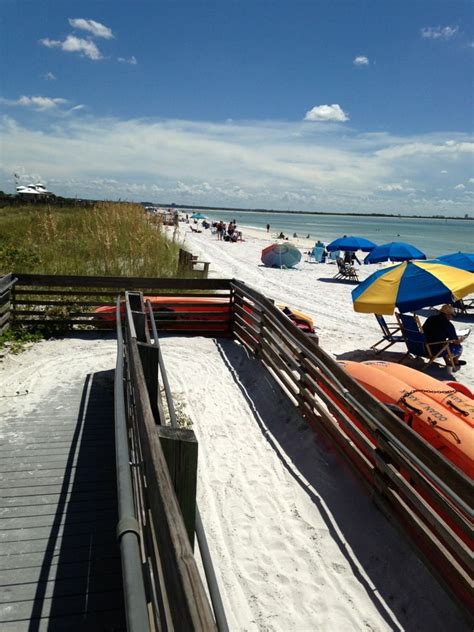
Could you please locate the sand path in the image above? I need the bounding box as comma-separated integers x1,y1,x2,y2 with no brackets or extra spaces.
160,335,468,631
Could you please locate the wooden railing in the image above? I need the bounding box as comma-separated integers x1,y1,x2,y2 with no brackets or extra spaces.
6,273,232,334
120,291,216,630
231,279,473,619
1,272,472,622
0,273,16,334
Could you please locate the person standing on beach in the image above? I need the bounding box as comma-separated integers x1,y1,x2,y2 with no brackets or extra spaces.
266,223,270,233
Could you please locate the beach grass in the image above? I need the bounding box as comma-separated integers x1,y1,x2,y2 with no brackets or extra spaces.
0,201,182,277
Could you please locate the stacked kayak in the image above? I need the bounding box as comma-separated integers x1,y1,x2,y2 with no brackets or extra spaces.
338,360,473,478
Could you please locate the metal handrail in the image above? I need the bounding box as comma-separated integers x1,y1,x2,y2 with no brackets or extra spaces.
145,299,229,632
114,296,150,631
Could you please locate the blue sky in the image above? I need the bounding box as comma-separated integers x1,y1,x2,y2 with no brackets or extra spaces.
1,0,473,215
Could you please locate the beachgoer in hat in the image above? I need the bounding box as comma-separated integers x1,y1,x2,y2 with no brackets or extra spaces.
422,304,466,369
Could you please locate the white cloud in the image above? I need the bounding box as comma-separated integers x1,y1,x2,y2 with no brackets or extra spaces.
454,184,465,190
42,72,57,81
40,38,61,49
0,96,68,111
61,35,102,60
377,183,416,193
353,56,369,66
40,35,102,60
1,115,472,215
118,56,138,65
304,104,349,122
68,18,114,39
469,178,474,183
377,184,404,192
421,25,459,40
440,170,448,174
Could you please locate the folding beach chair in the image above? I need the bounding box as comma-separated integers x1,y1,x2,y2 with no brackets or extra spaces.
334,257,359,282
453,298,474,316
307,245,325,263
371,314,405,354
396,312,457,369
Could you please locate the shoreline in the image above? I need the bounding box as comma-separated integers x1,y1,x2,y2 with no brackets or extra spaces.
167,206,473,221
173,222,473,386
177,210,474,259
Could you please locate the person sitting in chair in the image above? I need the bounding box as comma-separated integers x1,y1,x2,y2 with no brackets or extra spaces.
422,304,466,368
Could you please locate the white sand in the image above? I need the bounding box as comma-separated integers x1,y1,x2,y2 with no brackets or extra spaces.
176,222,474,387
0,337,468,631
0,226,471,630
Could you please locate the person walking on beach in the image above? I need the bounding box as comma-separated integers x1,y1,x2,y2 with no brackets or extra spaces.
266,223,270,233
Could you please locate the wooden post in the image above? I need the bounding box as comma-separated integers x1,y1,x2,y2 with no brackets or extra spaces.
137,341,162,422
157,426,198,550
128,292,147,342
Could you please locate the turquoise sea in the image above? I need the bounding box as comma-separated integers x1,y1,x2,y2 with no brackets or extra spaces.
202,210,473,259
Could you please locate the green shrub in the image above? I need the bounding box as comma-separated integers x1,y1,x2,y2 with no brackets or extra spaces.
0,202,182,277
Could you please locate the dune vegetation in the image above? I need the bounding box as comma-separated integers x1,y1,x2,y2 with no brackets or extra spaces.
0,202,182,277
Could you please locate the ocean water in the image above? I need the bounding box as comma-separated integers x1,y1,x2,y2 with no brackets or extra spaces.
202,210,473,259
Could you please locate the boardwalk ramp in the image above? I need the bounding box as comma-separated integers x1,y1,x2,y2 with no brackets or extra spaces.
0,340,124,631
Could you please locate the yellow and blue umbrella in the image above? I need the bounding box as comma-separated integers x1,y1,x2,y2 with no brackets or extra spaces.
352,260,474,314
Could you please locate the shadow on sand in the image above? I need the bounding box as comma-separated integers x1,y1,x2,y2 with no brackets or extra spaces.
317,277,359,285
214,339,468,631
335,348,463,381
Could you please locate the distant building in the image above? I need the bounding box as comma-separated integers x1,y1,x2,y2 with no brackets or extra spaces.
16,183,55,200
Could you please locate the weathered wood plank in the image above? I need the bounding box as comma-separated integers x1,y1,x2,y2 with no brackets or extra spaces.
0,507,117,531
0,500,117,519
0,531,117,556
129,338,216,630
157,426,198,549
15,272,231,290
0,517,118,543
0,569,123,603
0,589,124,622
0,544,119,571
0,609,125,632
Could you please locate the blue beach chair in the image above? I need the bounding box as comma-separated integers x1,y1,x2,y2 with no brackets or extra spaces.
371,314,404,354
307,245,325,263
396,313,457,369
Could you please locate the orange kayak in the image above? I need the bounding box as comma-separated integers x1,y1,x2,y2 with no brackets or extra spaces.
339,360,473,477
363,361,474,426
95,296,317,336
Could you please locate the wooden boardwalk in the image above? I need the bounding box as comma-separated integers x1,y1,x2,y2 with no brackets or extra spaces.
0,370,125,631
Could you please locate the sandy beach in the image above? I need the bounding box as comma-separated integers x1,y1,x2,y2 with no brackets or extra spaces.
176,220,473,387
0,223,471,631
0,335,469,632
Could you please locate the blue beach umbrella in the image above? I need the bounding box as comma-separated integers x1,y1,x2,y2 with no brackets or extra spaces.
327,236,376,252
261,243,302,268
436,252,474,273
352,260,474,314
364,241,426,264
191,212,207,220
